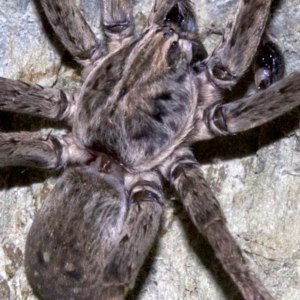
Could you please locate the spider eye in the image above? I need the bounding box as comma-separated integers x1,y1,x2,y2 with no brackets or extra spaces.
164,4,184,26
166,40,181,66
190,41,208,72
162,2,197,33
171,41,179,48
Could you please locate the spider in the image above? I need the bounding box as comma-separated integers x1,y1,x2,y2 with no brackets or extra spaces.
0,0,300,299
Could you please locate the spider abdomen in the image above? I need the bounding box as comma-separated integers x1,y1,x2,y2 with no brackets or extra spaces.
25,160,127,300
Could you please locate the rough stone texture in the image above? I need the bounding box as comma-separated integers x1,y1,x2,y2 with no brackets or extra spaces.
0,0,300,299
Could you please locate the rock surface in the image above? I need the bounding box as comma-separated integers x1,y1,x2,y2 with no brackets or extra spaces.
0,0,300,299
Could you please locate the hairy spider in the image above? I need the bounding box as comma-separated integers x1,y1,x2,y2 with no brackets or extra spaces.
0,0,300,299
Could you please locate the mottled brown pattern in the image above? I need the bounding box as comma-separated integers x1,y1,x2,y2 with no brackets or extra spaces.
0,0,300,299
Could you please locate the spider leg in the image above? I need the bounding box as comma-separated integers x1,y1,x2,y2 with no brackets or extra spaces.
161,148,274,300
0,77,74,123
204,72,300,136
102,172,163,298
40,0,105,66
101,0,135,53
0,132,89,169
205,0,272,89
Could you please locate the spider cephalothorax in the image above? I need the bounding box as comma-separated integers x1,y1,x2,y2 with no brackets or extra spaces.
0,0,300,299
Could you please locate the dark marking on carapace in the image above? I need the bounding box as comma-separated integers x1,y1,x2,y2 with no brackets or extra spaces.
167,41,181,67
65,268,82,280
132,125,152,141
117,87,127,101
